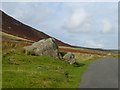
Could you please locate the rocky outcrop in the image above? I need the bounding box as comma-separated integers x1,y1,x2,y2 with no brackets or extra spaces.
24,38,60,58
24,38,76,64
63,52,76,64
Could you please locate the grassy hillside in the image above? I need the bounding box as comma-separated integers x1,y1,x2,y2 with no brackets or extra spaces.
59,46,118,57
2,51,98,88
1,32,34,43
2,32,101,88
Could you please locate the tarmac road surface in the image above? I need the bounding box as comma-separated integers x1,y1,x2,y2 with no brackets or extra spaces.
79,58,118,88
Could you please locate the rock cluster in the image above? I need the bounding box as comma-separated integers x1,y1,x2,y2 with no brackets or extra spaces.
24,38,76,64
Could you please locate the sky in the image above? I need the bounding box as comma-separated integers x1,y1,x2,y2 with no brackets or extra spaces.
1,2,118,49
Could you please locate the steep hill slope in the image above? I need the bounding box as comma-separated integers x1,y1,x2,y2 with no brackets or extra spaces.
1,10,118,56
1,10,71,46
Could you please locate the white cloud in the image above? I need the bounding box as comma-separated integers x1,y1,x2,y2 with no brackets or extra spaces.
102,19,112,33
85,40,104,48
2,3,56,28
2,2,118,49
12,8,51,23
63,8,90,32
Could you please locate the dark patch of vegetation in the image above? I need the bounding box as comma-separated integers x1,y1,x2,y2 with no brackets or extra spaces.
59,52,67,57
73,62,85,67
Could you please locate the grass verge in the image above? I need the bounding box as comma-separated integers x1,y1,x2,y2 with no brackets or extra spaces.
2,50,99,88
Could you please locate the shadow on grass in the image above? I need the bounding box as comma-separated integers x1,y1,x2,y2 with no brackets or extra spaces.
73,62,85,67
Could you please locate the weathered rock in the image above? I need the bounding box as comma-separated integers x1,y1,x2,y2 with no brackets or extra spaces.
23,38,60,58
23,46,35,55
23,38,76,64
63,52,76,64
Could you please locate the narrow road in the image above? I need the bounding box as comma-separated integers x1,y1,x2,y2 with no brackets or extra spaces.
79,58,118,88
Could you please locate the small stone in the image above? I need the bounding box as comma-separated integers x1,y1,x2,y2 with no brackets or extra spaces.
63,52,76,64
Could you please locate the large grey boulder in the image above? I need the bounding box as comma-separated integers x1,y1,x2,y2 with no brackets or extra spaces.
23,38,60,58
23,38,76,64
63,52,76,64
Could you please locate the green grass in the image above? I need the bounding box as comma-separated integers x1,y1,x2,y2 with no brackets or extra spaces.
2,34,100,88
2,50,99,88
